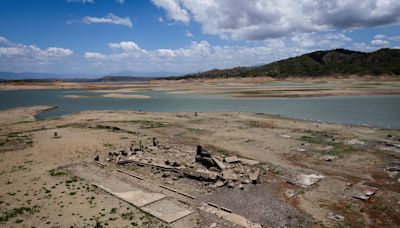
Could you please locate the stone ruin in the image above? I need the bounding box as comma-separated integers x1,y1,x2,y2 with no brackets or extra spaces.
98,139,262,189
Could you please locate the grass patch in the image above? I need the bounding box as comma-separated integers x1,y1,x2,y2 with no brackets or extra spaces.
0,206,40,223
49,169,66,177
299,131,355,157
94,125,121,131
65,176,79,184
121,212,135,220
56,123,85,128
15,120,36,124
128,120,168,129
371,204,389,212
186,128,208,134
103,143,115,149
244,120,274,129
0,134,33,153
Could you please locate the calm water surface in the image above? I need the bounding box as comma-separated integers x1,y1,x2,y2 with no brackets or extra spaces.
0,89,399,128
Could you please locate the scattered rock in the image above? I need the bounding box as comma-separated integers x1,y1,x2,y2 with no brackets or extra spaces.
94,155,99,161
346,139,364,145
162,172,170,178
227,181,235,188
238,158,259,166
386,162,400,171
224,156,239,163
163,145,171,150
180,168,218,181
297,148,306,152
172,175,180,181
280,134,292,138
326,212,344,222
321,155,336,162
214,180,225,187
171,161,180,167
286,173,325,188
222,170,238,181
249,169,260,184
212,156,226,170
210,223,217,228
238,184,244,190
209,167,219,172
285,189,295,198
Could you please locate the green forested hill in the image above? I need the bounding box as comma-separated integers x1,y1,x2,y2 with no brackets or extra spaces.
177,48,400,79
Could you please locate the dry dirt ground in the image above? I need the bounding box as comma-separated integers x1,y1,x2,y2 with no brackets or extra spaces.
1,76,400,99
0,106,399,227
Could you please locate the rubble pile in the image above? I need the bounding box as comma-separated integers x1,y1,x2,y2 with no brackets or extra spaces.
101,140,263,189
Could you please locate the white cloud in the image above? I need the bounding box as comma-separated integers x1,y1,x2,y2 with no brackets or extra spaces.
186,31,193,37
371,39,390,46
85,52,107,59
152,0,400,40
108,41,145,52
155,49,177,58
151,0,190,24
83,13,133,28
0,36,12,45
116,0,125,4
0,38,73,59
0,36,74,72
370,34,400,46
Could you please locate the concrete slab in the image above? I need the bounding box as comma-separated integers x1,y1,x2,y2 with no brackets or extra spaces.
352,184,378,201
115,191,166,207
224,156,239,163
142,199,194,223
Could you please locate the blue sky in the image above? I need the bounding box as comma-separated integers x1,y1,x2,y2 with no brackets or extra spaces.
0,0,400,75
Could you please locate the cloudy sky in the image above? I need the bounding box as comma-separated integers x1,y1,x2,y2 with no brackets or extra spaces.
0,0,400,75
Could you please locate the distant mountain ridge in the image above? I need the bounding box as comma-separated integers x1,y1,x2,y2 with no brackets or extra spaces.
175,48,400,79
0,71,184,80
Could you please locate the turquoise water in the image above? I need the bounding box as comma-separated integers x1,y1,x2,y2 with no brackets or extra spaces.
0,89,399,128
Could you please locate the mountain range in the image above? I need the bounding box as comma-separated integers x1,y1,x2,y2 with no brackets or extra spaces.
174,48,400,79
0,71,184,80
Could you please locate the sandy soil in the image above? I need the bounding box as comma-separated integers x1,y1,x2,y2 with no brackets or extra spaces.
0,107,399,227
101,93,151,99
64,95,93,99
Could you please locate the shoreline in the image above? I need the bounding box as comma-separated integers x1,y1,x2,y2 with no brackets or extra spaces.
31,105,398,130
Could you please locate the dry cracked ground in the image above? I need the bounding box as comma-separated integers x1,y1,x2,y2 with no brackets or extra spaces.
0,106,399,227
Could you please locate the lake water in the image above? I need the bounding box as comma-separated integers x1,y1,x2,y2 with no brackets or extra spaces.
0,89,399,128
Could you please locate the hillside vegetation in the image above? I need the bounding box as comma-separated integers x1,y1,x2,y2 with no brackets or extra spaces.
176,48,400,79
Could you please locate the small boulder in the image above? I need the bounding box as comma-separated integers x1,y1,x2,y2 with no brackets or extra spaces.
224,156,239,163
